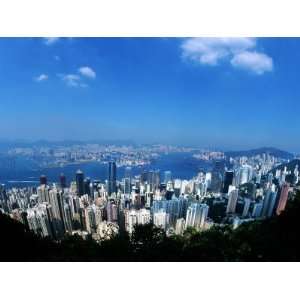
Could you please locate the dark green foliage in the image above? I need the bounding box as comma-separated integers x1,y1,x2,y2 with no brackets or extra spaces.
0,212,59,261
208,202,226,223
1,192,300,261
131,223,166,260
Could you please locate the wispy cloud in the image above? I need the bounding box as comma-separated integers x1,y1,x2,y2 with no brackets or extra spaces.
231,51,273,75
181,38,273,75
78,66,96,79
58,73,89,88
54,55,60,61
59,74,81,87
35,74,48,82
43,37,60,45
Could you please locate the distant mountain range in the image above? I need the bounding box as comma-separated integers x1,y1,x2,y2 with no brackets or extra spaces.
225,147,294,160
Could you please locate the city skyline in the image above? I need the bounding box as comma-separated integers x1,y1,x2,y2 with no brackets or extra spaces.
1,147,297,243
0,38,299,151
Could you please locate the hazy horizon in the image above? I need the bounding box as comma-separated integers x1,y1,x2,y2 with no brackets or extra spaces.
0,138,297,154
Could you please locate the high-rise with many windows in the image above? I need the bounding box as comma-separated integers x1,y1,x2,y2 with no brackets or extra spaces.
108,161,117,196
226,188,239,214
76,170,85,197
276,182,290,215
185,203,209,230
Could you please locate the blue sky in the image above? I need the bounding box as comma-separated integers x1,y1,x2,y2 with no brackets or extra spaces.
0,37,299,152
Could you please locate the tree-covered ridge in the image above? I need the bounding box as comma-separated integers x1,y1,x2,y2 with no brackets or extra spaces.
1,191,300,261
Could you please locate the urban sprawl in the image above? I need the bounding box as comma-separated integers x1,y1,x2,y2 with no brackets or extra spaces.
0,149,299,241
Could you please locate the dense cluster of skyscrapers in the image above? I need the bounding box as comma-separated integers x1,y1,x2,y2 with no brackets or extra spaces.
0,152,298,241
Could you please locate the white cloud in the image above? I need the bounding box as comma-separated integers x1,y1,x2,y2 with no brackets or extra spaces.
35,74,48,82
78,66,96,79
231,51,273,74
43,37,60,45
59,74,81,87
181,37,273,74
181,38,255,65
54,55,60,61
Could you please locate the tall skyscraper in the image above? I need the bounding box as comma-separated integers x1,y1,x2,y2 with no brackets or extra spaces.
84,177,91,196
27,204,53,238
49,189,65,238
164,171,172,183
106,200,118,223
124,167,131,195
261,188,277,217
37,184,50,203
223,171,234,193
276,182,290,215
85,206,96,234
108,161,117,196
236,165,253,186
185,203,209,230
40,175,47,185
76,170,85,196
63,203,73,233
124,178,131,195
252,202,263,218
226,188,239,214
210,161,224,193
242,198,251,217
60,173,66,189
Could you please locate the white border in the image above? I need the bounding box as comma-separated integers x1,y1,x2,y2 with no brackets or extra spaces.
0,262,299,300
0,0,299,36
0,0,299,300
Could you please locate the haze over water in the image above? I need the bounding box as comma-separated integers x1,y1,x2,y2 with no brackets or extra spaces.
1,153,212,188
